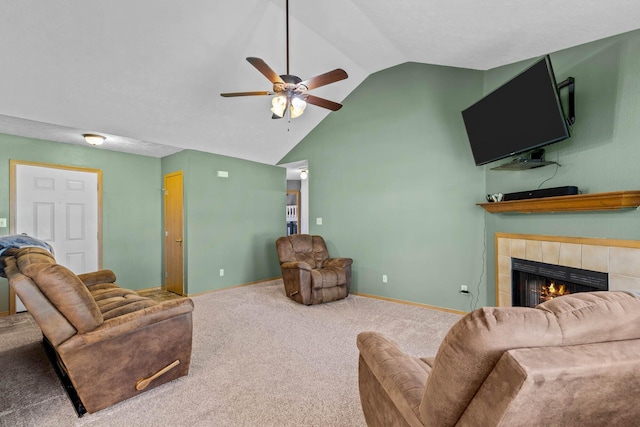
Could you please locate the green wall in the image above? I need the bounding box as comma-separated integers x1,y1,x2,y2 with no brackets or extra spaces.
483,29,640,304
1,137,286,312
3,27,638,314
161,150,284,295
280,62,487,312
281,29,640,312
0,134,162,312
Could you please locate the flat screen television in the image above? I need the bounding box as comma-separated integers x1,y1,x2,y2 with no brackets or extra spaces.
461,55,570,166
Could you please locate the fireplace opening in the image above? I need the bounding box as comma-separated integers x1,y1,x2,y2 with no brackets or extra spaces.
512,258,608,307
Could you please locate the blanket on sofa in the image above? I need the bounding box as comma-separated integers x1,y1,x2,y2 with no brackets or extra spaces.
0,234,54,277
0,234,54,255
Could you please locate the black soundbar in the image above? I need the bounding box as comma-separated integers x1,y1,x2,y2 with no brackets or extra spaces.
503,186,579,201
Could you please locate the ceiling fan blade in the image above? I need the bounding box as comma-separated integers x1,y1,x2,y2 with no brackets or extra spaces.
304,94,343,111
299,69,348,91
246,57,285,84
220,91,272,97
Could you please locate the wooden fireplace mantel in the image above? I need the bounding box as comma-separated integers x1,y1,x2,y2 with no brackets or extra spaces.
478,190,640,214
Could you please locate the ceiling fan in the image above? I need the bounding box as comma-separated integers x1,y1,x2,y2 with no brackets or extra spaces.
220,0,348,119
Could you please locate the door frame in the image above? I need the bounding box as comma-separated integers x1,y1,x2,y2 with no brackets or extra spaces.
9,160,103,314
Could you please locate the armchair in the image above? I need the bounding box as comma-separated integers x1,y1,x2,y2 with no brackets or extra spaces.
276,234,353,305
1,246,194,415
357,291,640,426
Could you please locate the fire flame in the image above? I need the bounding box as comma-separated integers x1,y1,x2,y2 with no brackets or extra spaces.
541,281,569,301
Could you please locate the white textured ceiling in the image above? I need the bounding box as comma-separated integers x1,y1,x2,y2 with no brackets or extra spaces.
1,1,639,164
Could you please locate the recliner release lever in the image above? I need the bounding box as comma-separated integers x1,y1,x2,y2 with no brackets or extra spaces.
135,360,180,391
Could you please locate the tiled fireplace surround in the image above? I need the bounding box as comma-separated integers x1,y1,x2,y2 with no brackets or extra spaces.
496,233,640,307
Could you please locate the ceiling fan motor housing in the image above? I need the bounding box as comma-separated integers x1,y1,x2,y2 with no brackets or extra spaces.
274,75,307,95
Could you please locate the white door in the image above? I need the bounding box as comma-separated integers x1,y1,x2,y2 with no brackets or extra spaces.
12,162,101,312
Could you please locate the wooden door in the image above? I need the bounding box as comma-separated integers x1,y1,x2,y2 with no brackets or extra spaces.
10,160,102,313
164,171,184,295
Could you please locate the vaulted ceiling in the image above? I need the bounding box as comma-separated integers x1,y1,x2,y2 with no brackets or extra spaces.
1,1,639,164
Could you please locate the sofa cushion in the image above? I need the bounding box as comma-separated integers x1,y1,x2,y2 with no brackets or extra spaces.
93,287,158,319
4,257,78,346
15,247,56,275
32,264,104,333
100,298,158,320
77,269,117,287
536,290,640,344
91,285,134,301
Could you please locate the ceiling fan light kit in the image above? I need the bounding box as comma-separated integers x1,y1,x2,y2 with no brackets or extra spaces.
220,0,347,120
271,96,287,117
290,97,307,118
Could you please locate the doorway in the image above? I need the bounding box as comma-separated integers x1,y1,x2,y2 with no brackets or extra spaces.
10,160,102,313
286,190,300,235
280,160,309,235
164,171,184,295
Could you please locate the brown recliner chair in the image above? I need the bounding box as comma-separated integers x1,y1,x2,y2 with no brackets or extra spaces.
276,234,353,305
1,246,194,415
357,291,640,426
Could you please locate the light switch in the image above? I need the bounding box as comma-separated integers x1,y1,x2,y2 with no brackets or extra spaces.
316,218,323,225
0,218,6,228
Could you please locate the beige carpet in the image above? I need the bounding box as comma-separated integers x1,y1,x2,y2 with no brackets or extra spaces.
0,279,462,426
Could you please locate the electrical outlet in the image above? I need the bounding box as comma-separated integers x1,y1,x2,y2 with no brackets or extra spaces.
382,274,388,283
220,269,225,277
460,285,468,292
0,218,6,228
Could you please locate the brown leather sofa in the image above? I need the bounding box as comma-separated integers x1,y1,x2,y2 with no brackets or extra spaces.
276,234,353,305
1,247,194,414
357,291,640,426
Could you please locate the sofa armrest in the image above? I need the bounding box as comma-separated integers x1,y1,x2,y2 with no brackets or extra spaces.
77,269,117,287
280,261,313,271
357,331,429,426
458,339,640,426
323,257,353,269
59,297,194,351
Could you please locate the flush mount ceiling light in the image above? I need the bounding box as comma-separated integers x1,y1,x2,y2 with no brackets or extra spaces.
299,169,308,180
83,133,106,146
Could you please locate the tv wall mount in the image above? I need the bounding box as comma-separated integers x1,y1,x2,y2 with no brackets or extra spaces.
492,76,575,171
557,77,575,125
491,149,559,171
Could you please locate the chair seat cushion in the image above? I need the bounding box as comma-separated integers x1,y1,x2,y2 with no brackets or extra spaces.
91,285,136,301
90,286,158,319
311,266,347,289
